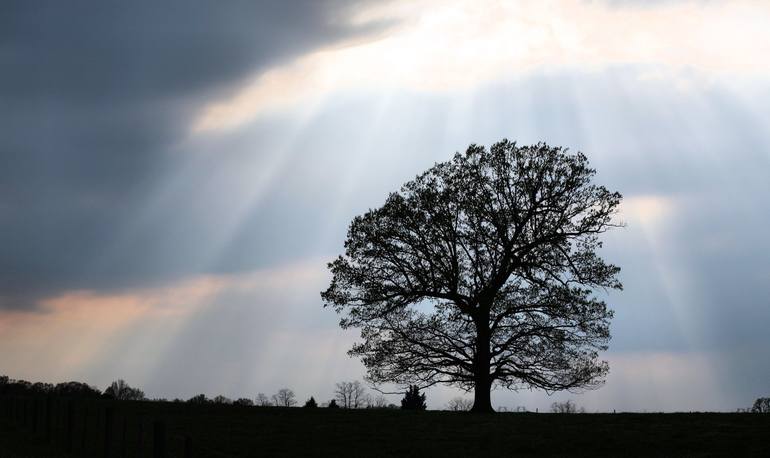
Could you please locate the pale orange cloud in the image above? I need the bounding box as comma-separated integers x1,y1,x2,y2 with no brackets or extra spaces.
0,260,327,384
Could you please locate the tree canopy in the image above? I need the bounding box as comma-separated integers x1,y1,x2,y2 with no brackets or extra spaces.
322,140,622,412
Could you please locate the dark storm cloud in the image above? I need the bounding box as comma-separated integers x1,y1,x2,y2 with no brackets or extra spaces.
0,0,386,309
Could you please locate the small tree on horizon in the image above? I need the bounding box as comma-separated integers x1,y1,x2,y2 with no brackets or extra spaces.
550,400,585,413
401,385,427,410
187,394,208,404
369,394,389,408
272,388,297,407
447,397,473,411
213,395,232,404
751,397,770,413
304,396,318,408
256,393,271,406
334,380,369,408
104,379,145,401
323,140,622,413
328,399,340,408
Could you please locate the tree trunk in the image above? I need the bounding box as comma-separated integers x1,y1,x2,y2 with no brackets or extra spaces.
471,376,493,413
471,313,494,413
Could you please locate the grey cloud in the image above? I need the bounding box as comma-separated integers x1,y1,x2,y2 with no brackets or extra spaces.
0,0,388,309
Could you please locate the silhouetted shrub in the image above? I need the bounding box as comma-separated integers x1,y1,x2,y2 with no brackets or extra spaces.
751,398,770,413
54,381,102,398
328,399,340,409
446,397,473,411
104,379,145,401
32,382,54,394
234,398,254,406
550,400,585,413
401,385,427,410
304,396,318,408
212,395,232,404
188,394,209,404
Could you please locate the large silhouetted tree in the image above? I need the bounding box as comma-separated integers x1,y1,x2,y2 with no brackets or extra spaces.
322,140,622,412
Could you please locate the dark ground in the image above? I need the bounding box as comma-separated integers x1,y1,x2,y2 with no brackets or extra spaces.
2,399,769,457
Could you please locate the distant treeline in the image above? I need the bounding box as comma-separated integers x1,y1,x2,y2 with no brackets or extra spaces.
0,375,429,411
3,375,768,413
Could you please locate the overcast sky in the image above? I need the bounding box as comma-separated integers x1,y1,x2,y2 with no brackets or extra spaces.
2,0,769,411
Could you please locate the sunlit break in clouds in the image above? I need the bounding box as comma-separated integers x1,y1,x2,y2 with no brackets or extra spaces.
1,0,770,412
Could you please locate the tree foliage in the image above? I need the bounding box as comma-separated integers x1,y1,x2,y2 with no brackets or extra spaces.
213,395,233,404
272,388,297,407
550,400,585,413
187,394,208,404
323,141,622,412
751,397,770,413
401,385,427,410
446,397,474,411
256,393,271,407
334,380,369,408
104,379,145,401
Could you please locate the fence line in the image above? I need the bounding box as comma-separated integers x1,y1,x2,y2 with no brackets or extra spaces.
0,394,195,457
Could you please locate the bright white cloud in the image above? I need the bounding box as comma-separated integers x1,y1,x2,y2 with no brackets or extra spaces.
192,0,770,132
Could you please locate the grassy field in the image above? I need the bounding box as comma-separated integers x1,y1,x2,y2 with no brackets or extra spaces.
2,399,769,457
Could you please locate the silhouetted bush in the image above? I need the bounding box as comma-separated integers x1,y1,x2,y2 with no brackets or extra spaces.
32,382,54,394
401,385,427,410
751,397,770,413
550,400,585,413
188,394,209,404
304,396,318,408
0,377,32,396
53,381,102,398
328,399,340,409
104,379,145,401
446,397,473,411
234,397,254,406
213,395,233,404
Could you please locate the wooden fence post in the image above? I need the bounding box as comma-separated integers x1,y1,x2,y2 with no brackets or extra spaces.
65,401,74,453
45,396,52,442
138,416,144,454
153,420,166,458
22,397,28,430
121,414,127,458
32,397,39,434
104,406,114,458
82,406,89,453
184,434,193,458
